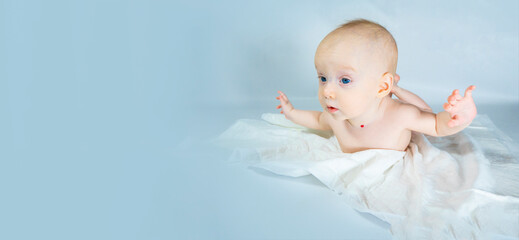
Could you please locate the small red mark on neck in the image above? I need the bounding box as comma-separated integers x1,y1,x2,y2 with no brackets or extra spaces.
361,125,364,128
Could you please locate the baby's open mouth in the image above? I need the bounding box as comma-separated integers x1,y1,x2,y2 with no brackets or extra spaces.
327,106,338,113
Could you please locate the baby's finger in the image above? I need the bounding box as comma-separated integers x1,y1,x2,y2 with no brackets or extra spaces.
464,85,476,97
451,89,460,102
454,89,462,101
276,96,280,100
277,90,291,104
277,91,286,100
276,105,281,109
443,103,453,112
452,89,459,96
282,94,289,102
448,95,457,105
280,111,284,114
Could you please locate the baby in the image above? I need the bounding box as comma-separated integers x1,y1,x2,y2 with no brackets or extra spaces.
276,19,477,153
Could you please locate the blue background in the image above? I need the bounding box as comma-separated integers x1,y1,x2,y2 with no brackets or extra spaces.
1,0,518,239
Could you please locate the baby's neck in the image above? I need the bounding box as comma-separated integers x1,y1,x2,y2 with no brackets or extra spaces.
346,96,390,128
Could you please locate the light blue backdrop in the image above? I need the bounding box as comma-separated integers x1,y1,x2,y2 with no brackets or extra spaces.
1,0,517,239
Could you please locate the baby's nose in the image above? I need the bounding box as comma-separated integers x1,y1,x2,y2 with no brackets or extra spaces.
324,84,335,99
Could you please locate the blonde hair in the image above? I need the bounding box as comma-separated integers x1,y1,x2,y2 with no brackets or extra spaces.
336,19,398,74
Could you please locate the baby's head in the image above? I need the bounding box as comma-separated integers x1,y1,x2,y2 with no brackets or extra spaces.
315,19,398,120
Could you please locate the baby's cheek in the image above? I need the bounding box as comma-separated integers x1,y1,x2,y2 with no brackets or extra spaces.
317,93,326,107
317,90,326,102
317,87,325,96
342,103,358,116
338,95,365,116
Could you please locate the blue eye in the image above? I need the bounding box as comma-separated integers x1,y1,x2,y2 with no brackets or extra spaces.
341,78,351,84
320,77,327,83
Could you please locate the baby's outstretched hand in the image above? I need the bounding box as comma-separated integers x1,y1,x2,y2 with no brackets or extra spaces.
442,85,477,128
276,91,294,117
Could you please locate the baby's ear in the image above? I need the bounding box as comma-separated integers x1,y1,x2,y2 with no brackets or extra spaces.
377,73,393,98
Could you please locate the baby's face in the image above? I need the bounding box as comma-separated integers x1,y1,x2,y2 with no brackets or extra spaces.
315,32,386,121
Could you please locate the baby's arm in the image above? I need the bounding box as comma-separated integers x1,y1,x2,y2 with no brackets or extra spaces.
391,74,432,112
276,91,331,130
405,86,477,137
392,86,432,112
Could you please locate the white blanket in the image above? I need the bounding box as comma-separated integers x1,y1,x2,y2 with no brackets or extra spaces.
217,114,519,240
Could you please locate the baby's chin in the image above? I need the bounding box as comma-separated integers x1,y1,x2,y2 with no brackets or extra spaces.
325,108,350,121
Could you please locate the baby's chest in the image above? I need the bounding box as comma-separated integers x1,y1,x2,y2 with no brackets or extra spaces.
331,123,409,152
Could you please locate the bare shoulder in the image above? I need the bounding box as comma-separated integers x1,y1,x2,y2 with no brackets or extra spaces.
387,98,438,135
385,98,423,124
387,98,419,113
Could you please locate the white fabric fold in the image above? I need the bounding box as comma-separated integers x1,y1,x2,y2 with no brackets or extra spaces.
217,114,519,240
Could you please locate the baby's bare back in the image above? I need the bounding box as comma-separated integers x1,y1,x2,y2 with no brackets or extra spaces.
327,98,413,153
